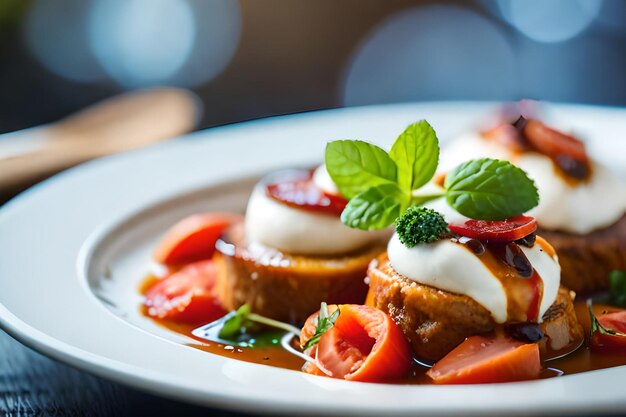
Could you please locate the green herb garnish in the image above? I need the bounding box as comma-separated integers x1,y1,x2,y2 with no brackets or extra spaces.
302,302,340,351
609,270,626,307
588,300,626,338
218,304,301,341
444,158,539,220
395,207,450,248
218,304,251,339
340,183,406,230
325,139,398,199
325,120,539,234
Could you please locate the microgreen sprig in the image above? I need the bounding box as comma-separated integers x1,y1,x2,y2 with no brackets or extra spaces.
218,304,301,340
302,302,340,351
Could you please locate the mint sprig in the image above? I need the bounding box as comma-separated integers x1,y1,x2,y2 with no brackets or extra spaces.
325,120,539,231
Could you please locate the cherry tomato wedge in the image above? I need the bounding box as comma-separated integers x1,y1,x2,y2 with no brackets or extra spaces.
300,304,412,382
448,215,537,242
267,177,347,216
153,213,242,265
591,311,626,353
522,119,588,163
427,335,541,384
144,260,226,324
482,124,529,153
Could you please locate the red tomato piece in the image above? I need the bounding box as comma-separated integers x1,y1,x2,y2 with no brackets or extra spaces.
482,124,529,153
427,335,541,384
266,177,347,216
448,215,537,242
522,119,588,163
591,311,626,353
144,260,226,324
300,304,412,382
153,213,242,265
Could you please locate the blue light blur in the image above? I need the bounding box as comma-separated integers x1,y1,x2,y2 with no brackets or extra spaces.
342,5,517,105
497,0,601,43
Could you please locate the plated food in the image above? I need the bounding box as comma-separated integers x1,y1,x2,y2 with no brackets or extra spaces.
141,108,626,386
435,102,626,292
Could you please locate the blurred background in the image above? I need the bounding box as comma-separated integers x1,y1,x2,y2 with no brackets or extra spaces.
0,0,625,201
1,0,625,133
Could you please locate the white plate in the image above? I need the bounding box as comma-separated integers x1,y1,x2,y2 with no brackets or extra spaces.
1,102,625,416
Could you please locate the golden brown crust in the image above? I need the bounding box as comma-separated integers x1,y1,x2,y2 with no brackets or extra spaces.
215,222,383,325
538,214,626,293
540,288,584,353
366,253,583,361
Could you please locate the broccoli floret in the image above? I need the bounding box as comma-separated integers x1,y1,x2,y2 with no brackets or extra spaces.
395,207,449,248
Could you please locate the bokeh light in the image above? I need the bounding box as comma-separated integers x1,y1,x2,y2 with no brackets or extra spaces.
516,33,626,103
23,0,106,83
497,0,601,43
88,0,195,88
24,0,241,89
173,0,242,87
342,5,517,106
594,0,626,38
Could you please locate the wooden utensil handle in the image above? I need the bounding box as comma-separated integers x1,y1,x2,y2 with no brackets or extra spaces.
0,88,201,195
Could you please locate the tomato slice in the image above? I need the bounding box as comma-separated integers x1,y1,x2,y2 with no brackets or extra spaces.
448,215,537,242
300,305,412,382
522,119,588,163
144,260,226,324
266,176,347,216
482,124,529,153
153,213,242,265
427,335,541,384
591,311,626,353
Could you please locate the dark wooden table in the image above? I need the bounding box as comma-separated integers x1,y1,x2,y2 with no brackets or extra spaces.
0,330,251,416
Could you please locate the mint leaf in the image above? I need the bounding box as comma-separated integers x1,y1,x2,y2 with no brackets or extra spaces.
389,120,439,191
302,303,340,351
340,183,409,230
325,140,397,199
610,270,626,307
445,158,539,220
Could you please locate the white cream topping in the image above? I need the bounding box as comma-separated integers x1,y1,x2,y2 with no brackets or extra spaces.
387,234,560,323
312,164,340,196
245,178,390,256
439,133,626,234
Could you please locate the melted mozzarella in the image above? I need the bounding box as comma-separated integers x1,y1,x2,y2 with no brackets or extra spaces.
312,164,340,195
440,134,626,234
245,185,390,256
387,234,560,323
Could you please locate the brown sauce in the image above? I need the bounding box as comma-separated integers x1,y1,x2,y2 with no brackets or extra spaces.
457,239,543,323
139,277,626,384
